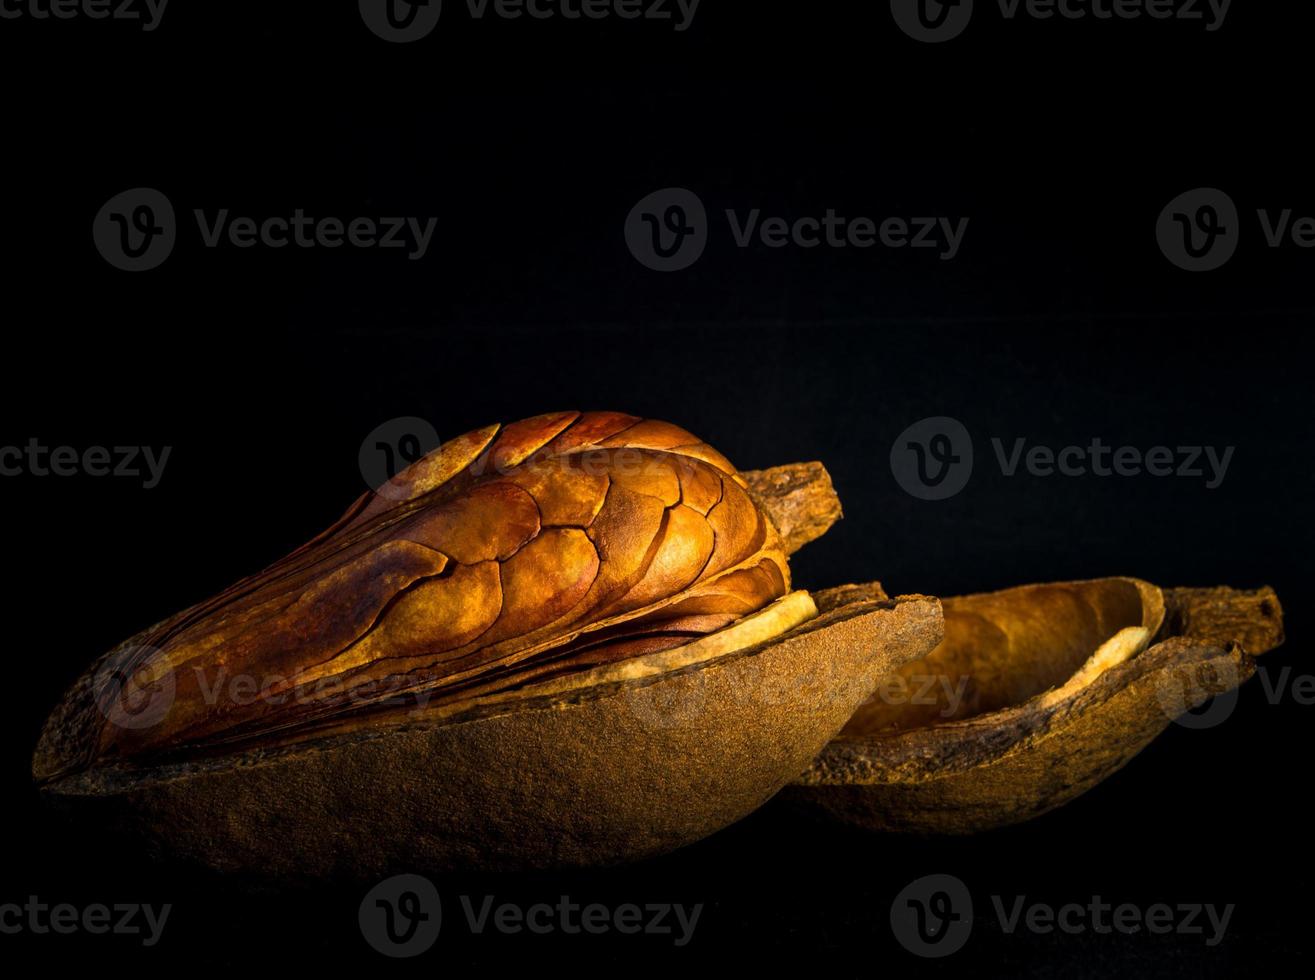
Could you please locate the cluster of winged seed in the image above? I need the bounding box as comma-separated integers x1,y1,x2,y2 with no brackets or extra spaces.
93,412,789,764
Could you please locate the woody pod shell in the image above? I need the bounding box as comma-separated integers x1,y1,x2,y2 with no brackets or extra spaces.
787,578,1285,834
33,412,944,877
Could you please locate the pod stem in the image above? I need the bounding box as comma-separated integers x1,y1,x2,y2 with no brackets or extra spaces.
742,462,843,556
1161,586,1285,656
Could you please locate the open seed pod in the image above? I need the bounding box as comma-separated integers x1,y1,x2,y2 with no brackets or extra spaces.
787,578,1284,834
33,412,943,878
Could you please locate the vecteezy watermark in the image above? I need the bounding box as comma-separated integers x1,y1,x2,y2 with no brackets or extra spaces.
891,874,1234,957
359,0,444,41
891,0,1229,43
0,0,168,31
891,874,974,957
625,188,969,271
1256,666,1315,708
93,644,175,731
991,437,1234,488
0,439,171,488
1157,187,1315,272
891,416,1234,500
358,416,443,494
104,642,869,736
1157,658,1310,731
889,417,974,501
0,897,171,946
93,188,176,271
990,894,1234,947
359,0,700,42
1153,657,1246,730
357,415,750,499
360,875,442,957
360,874,702,957
869,672,970,716
889,0,975,42
93,189,438,271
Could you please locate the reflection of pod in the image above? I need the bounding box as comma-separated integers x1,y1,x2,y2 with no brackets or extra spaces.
787,578,1284,834
34,415,943,877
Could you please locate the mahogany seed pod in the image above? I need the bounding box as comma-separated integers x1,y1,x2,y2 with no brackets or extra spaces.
34,411,943,877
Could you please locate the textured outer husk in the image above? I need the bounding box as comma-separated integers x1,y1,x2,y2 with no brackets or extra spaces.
41,594,943,878
785,580,1284,835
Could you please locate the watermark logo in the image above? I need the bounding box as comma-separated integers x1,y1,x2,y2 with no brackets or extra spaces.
359,416,443,495
0,897,171,946
625,187,708,272
991,894,1233,947
359,875,703,955
891,0,974,42
0,0,168,30
626,670,709,729
1258,667,1315,708
0,439,172,488
891,874,1234,956
892,416,1234,499
891,874,974,957
361,0,700,40
626,188,969,271
360,874,442,958
93,188,176,272
1154,660,1244,729
895,0,1230,42
1158,187,1315,271
890,417,974,501
1157,187,1238,272
868,672,970,715
94,189,439,270
93,645,175,732
360,0,443,42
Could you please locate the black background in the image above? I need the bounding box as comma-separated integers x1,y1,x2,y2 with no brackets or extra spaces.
2,0,1311,973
